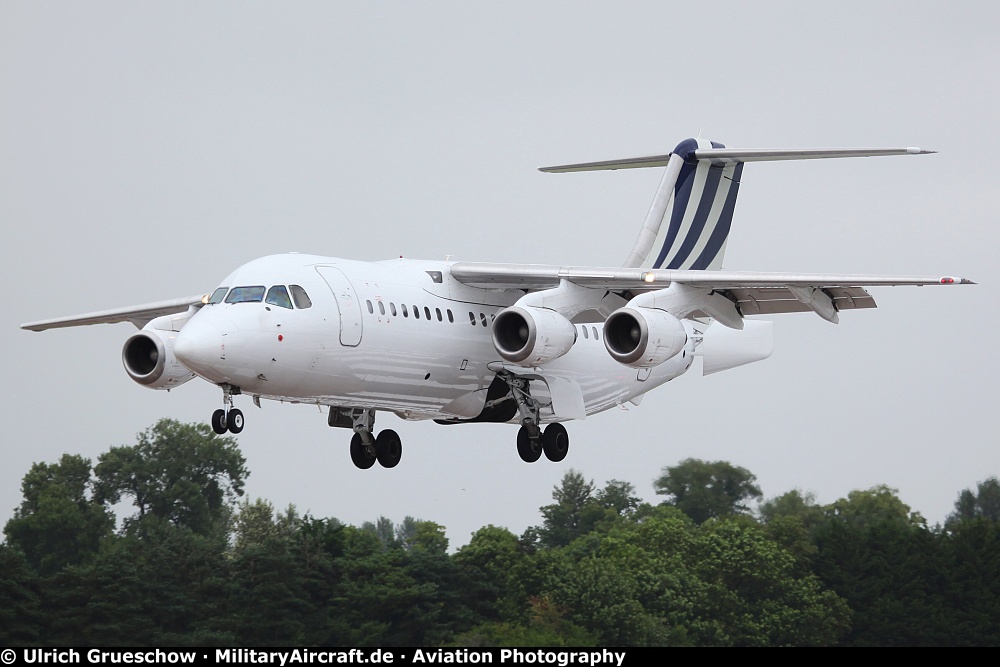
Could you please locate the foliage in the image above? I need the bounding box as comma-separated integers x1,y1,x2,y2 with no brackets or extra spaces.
93,419,248,535
3,454,114,576
654,458,763,524
3,420,1000,646
947,477,1000,528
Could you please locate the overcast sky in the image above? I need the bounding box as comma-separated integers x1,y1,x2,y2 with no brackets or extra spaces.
2,1,996,547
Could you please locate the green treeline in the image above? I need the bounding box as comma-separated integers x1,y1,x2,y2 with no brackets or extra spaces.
2,419,999,647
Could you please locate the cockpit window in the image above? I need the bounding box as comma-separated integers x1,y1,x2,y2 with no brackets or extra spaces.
208,287,229,304
289,285,312,309
266,286,293,309
225,286,266,303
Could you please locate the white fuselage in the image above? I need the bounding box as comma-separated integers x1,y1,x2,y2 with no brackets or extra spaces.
173,254,695,422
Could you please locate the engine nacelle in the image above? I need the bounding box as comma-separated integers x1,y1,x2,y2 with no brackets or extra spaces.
492,306,577,367
603,307,687,368
122,329,196,390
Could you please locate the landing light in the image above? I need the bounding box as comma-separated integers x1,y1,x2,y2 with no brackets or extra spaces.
642,272,656,283
201,294,210,304
940,277,955,284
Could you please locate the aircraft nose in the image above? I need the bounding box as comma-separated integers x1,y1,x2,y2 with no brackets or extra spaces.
174,311,232,379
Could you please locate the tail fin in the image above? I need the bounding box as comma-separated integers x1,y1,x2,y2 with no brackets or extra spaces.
540,139,933,271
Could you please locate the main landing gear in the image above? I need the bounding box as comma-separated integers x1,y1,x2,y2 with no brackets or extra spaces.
331,408,403,470
211,385,244,435
497,370,571,464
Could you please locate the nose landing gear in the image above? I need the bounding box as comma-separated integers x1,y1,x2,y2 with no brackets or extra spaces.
211,385,244,435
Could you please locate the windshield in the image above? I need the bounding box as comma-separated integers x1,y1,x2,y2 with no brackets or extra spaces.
225,286,266,304
207,287,229,304
265,286,293,309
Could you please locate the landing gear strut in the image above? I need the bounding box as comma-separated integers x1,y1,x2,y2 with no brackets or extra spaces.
496,370,571,464
331,408,404,470
211,385,244,435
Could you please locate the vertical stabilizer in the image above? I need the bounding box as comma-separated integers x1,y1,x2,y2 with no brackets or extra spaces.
624,138,743,271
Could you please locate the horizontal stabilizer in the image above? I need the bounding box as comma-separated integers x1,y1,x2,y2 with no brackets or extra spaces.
540,147,933,172
540,155,671,172
693,146,934,165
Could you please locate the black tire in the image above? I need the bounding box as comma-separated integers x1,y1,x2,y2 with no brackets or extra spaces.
543,423,569,462
211,409,227,434
375,429,403,468
516,426,542,463
227,408,244,434
350,433,376,469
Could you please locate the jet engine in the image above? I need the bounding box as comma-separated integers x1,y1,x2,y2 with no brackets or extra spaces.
492,306,577,367
603,307,687,368
122,328,196,390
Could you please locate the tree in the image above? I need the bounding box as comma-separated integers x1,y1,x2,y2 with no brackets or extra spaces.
0,545,43,644
947,477,1000,528
3,454,114,575
529,470,601,549
93,419,248,535
594,480,642,518
810,486,948,646
654,459,762,524
824,485,925,529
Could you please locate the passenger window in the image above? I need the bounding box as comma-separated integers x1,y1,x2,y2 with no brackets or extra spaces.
469,312,476,325
390,303,397,317
265,286,293,309
582,326,589,339
225,286,266,304
480,313,487,327
208,287,229,304
424,306,431,320
378,301,385,316
447,309,454,323
435,307,442,322
414,306,420,320
289,285,312,309
592,327,599,340
366,300,374,314
402,304,409,318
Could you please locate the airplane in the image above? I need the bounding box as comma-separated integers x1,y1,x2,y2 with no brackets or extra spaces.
21,138,972,470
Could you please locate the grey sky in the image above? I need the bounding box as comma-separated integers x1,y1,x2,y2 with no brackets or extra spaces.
2,2,996,546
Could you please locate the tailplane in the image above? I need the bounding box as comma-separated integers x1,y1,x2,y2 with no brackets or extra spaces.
540,140,933,271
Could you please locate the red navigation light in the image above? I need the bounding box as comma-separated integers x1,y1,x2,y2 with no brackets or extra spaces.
940,277,955,284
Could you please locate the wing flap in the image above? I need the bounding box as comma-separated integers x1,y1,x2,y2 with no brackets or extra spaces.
21,294,207,332
732,287,877,315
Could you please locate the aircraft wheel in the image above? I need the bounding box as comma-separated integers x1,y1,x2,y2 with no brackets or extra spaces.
350,433,376,469
543,423,569,462
516,426,542,463
227,408,244,434
375,429,403,468
211,409,228,434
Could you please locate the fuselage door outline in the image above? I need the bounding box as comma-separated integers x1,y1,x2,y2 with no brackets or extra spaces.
316,266,363,347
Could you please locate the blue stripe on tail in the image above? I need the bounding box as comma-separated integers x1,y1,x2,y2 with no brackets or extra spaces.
690,162,743,270
664,163,725,269
648,138,744,271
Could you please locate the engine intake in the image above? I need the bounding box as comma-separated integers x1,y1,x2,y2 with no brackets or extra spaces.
604,307,686,368
493,306,577,367
123,330,195,390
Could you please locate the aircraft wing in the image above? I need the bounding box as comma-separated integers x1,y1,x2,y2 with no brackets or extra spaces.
449,263,973,290
449,263,972,319
21,294,207,332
